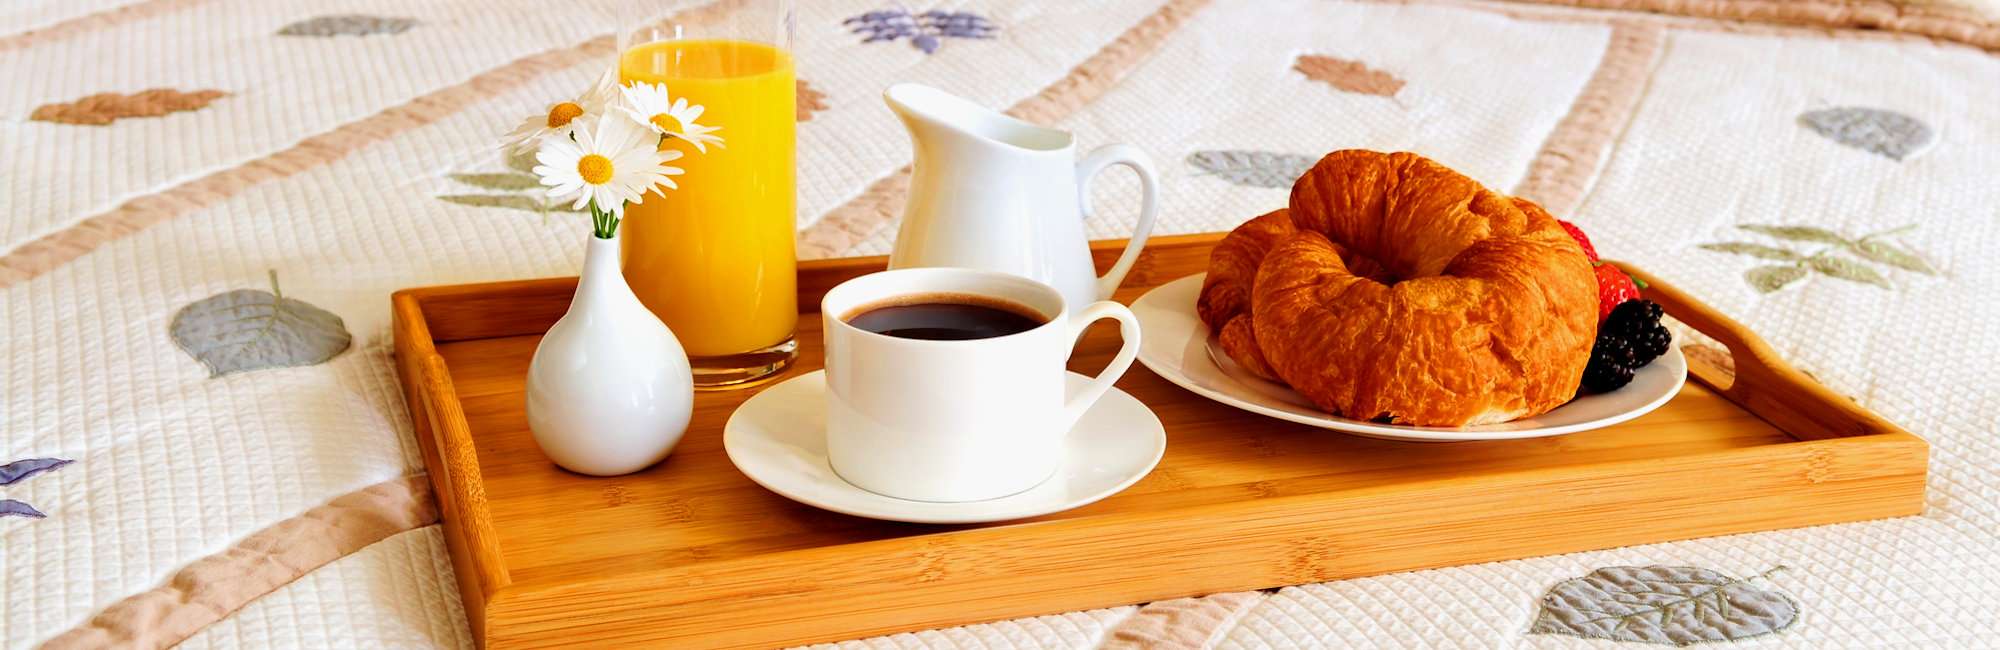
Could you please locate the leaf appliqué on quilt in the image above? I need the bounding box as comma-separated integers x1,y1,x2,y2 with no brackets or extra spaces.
1798,107,1935,161
171,271,352,377
439,194,585,214
1294,55,1405,98
437,163,583,215
1,457,71,520
31,89,228,126
1700,224,1936,293
278,15,417,37
448,173,542,192
845,9,995,54
797,79,829,122
0,458,72,486
1529,565,1797,646
1186,150,1316,188
0,500,46,519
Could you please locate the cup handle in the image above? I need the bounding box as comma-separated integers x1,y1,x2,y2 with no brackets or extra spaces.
1076,144,1159,300
1059,300,1143,434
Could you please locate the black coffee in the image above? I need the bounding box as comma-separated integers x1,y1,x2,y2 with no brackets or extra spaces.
844,294,1046,341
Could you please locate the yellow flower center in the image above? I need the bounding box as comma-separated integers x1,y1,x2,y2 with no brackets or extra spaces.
546,102,584,128
648,113,683,133
576,154,614,185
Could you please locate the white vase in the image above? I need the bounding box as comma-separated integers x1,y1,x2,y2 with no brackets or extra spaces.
525,233,694,476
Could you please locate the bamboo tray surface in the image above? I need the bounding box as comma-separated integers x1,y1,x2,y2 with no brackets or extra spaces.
392,234,1926,649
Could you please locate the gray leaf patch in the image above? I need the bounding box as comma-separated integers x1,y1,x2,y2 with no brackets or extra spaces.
1808,256,1891,288
1699,242,1803,262
1798,107,1935,161
278,15,417,37
171,271,352,378
0,500,47,519
1186,150,1316,188
0,458,71,486
1530,565,1797,646
1745,266,1807,294
1738,224,1848,245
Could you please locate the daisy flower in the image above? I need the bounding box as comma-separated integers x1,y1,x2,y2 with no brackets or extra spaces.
503,65,624,155
533,115,684,238
618,82,725,153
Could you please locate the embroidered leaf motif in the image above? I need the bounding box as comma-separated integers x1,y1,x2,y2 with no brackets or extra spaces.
506,148,540,174
1707,224,1933,293
1698,243,1803,262
1808,256,1891,288
1849,239,1935,275
0,458,71,486
1529,565,1797,645
0,500,46,519
1738,224,1848,245
797,79,829,122
170,271,352,378
1294,55,1405,98
439,194,583,214
1186,150,1316,188
1798,107,1934,161
30,89,228,126
447,173,540,191
1745,265,1807,293
277,15,417,37
845,8,994,54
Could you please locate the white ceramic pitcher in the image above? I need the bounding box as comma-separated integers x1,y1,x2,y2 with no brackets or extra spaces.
883,83,1159,308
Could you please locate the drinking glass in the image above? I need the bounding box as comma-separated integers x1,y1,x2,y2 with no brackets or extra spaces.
616,1,797,388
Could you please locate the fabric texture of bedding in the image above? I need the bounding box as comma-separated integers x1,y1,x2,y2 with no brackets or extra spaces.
4,0,1998,647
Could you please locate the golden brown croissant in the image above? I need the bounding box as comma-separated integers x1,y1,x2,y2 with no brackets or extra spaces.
1197,150,1597,426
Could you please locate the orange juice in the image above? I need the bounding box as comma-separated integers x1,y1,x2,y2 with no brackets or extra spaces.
619,39,798,377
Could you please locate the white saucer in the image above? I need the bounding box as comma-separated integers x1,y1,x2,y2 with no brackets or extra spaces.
1131,273,1687,442
723,370,1166,524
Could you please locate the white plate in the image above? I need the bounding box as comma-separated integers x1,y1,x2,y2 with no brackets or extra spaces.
1131,273,1687,442
723,370,1165,524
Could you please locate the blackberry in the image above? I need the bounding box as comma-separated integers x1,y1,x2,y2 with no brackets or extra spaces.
1631,324,1672,362
1581,357,1636,393
1605,299,1664,337
1592,334,1638,368
1578,299,1671,394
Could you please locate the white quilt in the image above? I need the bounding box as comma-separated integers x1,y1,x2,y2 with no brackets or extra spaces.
4,0,1997,648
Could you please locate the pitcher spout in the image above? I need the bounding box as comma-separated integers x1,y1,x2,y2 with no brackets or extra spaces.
883,83,1072,153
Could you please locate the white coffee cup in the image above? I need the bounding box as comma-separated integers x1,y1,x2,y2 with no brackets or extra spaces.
821,268,1142,502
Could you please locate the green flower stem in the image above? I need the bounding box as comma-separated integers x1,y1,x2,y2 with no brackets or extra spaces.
589,202,620,239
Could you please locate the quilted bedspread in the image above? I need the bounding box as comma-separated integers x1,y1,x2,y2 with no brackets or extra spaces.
4,0,1999,647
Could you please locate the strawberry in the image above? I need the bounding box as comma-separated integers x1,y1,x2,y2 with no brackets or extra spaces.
1559,220,1599,263
1593,262,1641,322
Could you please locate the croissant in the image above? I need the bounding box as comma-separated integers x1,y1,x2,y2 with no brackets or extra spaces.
1197,150,1597,426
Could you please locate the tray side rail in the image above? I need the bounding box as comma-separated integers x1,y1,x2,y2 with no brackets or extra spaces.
392,291,515,643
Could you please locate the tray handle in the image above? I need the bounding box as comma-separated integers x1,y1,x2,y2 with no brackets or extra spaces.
417,353,513,592
1620,263,1905,442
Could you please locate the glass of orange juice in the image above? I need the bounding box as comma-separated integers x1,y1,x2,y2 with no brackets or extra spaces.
617,3,797,388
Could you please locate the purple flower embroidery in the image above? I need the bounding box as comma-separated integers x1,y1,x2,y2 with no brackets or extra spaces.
845,7,995,54
1,457,71,520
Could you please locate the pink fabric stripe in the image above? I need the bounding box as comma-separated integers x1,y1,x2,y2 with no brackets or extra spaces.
1101,591,1265,649
1512,21,1664,215
41,476,438,649
0,0,216,53
0,0,744,289
796,0,1216,258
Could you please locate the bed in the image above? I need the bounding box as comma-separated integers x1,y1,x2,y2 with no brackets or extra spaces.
4,0,1998,647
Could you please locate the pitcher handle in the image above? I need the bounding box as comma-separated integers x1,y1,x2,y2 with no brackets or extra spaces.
1059,300,1142,434
1076,144,1159,300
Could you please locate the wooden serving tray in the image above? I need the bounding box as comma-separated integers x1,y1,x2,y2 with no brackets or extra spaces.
392,234,1926,649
